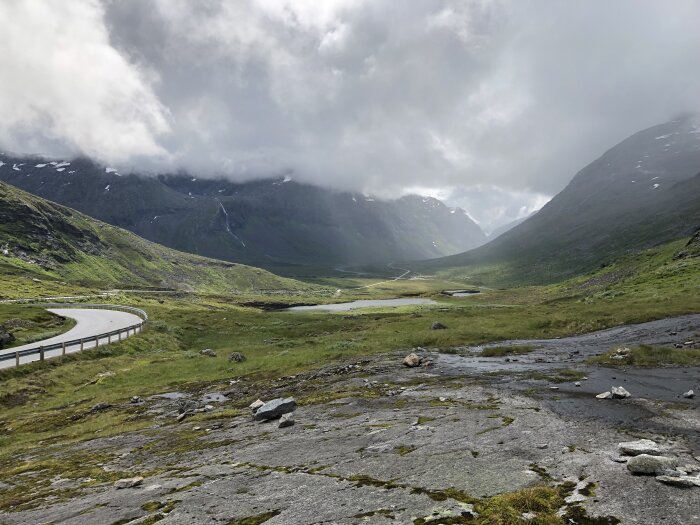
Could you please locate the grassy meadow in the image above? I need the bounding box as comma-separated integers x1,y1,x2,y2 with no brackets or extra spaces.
0,234,698,460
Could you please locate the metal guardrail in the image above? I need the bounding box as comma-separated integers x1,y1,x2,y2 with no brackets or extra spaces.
0,304,148,367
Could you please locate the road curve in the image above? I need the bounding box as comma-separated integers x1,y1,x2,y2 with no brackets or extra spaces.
0,308,144,368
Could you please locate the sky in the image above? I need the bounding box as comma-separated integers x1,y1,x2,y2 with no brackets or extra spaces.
1,0,700,231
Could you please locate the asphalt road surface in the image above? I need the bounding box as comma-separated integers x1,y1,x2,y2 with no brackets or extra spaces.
0,308,143,368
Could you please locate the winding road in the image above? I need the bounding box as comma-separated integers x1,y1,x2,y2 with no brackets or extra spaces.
0,307,144,369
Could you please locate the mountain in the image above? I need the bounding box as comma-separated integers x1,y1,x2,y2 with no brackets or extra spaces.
488,214,533,240
0,158,485,268
421,115,700,285
0,181,309,296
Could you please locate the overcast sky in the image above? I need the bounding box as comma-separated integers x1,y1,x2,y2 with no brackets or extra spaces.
2,1,700,230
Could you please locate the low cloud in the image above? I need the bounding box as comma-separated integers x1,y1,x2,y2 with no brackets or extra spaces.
2,1,700,226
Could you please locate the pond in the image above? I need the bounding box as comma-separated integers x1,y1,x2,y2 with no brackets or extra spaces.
443,289,481,297
287,298,437,312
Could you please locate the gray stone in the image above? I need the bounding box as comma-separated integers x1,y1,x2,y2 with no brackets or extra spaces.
656,475,700,488
228,352,246,362
627,454,677,475
249,399,265,413
403,353,422,367
114,476,144,489
596,391,613,399
619,439,663,456
611,386,631,399
200,348,217,357
431,322,447,330
254,397,297,421
683,389,695,399
279,413,295,428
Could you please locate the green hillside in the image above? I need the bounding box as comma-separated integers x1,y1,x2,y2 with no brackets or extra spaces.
0,181,313,299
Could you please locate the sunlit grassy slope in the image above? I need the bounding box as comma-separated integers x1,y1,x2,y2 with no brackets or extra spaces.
0,181,316,298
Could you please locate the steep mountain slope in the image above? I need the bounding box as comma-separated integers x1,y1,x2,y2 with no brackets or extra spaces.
0,158,485,267
422,116,700,285
0,181,309,296
487,214,533,240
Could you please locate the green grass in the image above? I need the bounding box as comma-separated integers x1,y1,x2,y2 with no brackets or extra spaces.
588,344,700,367
481,345,535,357
0,233,698,465
0,305,75,348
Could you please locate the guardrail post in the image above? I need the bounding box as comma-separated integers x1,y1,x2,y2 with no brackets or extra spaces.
15,351,19,367
62,342,66,355
40,346,45,361
95,335,99,349
80,338,84,351
108,333,111,344
118,330,122,342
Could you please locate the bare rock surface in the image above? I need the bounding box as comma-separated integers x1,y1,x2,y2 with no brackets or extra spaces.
2,314,700,525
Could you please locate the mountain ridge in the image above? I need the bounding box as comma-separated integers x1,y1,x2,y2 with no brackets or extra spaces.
419,116,700,285
0,156,486,268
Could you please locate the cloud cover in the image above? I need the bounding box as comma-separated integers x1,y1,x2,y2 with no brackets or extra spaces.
1,0,700,227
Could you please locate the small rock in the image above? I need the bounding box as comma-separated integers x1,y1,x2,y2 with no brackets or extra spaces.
656,475,700,488
536,444,549,449
574,382,581,387
200,348,217,357
177,399,200,414
596,391,613,399
627,454,677,475
130,396,141,404
611,386,631,399
192,426,201,431
619,439,663,456
254,397,297,421
683,390,695,399
403,353,422,367
549,386,559,390
431,322,447,330
439,397,447,402
114,476,144,489
228,352,246,362
279,413,295,428
249,399,265,413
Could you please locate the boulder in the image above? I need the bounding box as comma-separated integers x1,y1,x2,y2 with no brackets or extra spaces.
596,391,613,399
683,390,695,399
619,439,663,456
656,475,700,488
431,322,447,330
611,386,631,399
0,331,15,349
249,399,265,413
253,397,296,421
403,353,422,367
200,348,217,357
627,454,677,475
279,413,295,428
114,476,144,489
228,352,246,362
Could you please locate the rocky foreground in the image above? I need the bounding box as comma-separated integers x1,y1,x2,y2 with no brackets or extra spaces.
1,337,699,525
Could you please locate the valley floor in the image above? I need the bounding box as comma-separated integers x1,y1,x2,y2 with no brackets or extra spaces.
0,315,699,524
0,236,698,524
